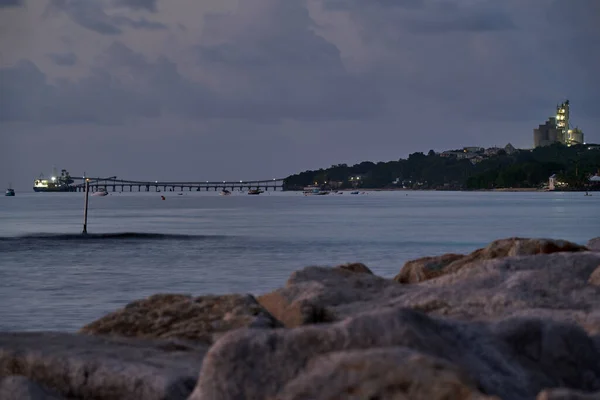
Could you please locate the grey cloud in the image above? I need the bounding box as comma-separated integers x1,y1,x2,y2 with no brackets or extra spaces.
315,0,581,123
1,1,381,125
404,8,515,34
0,59,160,124
113,0,157,13
194,0,381,120
324,0,423,11
0,0,21,7
46,0,166,35
115,16,165,30
325,0,515,34
46,52,77,66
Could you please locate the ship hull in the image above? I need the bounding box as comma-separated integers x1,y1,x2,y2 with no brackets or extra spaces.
33,186,76,192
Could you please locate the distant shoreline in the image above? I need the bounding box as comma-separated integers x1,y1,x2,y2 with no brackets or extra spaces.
298,187,592,193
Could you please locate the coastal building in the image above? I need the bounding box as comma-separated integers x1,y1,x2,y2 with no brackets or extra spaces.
533,100,585,148
548,174,568,190
484,147,502,156
548,174,557,191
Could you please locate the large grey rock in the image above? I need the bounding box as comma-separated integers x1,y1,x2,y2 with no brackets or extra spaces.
0,376,63,400
0,332,208,400
80,294,282,344
257,266,399,327
588,237,600,252
277,348,496,400
395,237,588,284
190,308,600,400
537,388,600,399
258,252,600,334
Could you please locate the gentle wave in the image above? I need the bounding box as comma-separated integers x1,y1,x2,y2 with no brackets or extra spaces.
0,232,229,242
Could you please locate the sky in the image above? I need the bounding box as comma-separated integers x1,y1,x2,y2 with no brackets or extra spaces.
0,0,598,189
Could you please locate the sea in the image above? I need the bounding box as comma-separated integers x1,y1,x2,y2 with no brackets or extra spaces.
0,190,598,332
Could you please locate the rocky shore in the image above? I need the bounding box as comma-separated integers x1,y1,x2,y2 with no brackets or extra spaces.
2,237,600,400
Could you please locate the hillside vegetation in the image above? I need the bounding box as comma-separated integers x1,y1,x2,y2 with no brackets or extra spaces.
284,144,600,190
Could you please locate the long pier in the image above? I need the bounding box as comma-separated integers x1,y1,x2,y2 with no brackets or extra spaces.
70,177,286,193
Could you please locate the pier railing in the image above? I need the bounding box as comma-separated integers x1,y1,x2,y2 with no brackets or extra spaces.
70,177,286,192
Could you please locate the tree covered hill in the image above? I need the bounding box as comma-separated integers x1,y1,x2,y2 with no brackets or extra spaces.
283,144,600,190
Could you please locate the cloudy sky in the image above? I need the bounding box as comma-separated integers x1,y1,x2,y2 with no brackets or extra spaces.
0,0,598,189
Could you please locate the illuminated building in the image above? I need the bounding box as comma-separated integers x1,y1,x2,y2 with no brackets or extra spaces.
533,100,585,148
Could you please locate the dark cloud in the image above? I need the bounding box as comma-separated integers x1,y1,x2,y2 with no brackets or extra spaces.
1,0,598,144
541,0,600,119
315,0,598,125
0,1,381,125
113,0,157,13
194,0,381,121
46,52,77,66
403,8,515,34
0,59,160,124
46,0,166,35
324,0,423,11
323,0,514,33
0,0,21,7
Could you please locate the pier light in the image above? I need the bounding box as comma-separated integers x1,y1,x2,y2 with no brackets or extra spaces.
240,180,243,183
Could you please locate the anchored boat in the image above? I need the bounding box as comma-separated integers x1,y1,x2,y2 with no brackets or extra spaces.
92,187,108,196
303,185,329,196
5,184,15,196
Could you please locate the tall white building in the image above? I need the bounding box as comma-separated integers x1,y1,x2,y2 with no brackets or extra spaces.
533,100,584,148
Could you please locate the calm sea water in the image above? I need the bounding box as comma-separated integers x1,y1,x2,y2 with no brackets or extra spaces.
0,190,598,331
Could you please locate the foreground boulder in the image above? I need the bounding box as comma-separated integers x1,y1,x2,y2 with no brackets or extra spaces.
395,237,588,284
588,237,600,252
190,308,600,400
335,262,374,274
276,348,496,400
0,332,207,400
537,388,600,399
80,293,282,343
257,266,396,327
258,251,600,335
0,376,63,400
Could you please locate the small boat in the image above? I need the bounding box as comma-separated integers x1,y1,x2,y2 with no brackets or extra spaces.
92,188,108,196
248,189,263,195
220,190,232,196
303,185,329,196
5,185,15,196
350,191,360,195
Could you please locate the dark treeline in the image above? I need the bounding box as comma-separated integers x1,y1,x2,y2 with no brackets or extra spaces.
284,144,600,190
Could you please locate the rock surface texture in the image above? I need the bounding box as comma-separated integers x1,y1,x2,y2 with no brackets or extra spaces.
394,237,588,284
191,309,600,400
588,237,600,252
0,333,208,400
0,375,63,400
2,237,600,400
80,293,282,343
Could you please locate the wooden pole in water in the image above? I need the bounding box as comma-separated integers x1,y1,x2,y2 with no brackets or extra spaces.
82,179,89,235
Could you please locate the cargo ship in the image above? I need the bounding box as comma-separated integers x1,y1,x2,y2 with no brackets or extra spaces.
33,168,75,192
